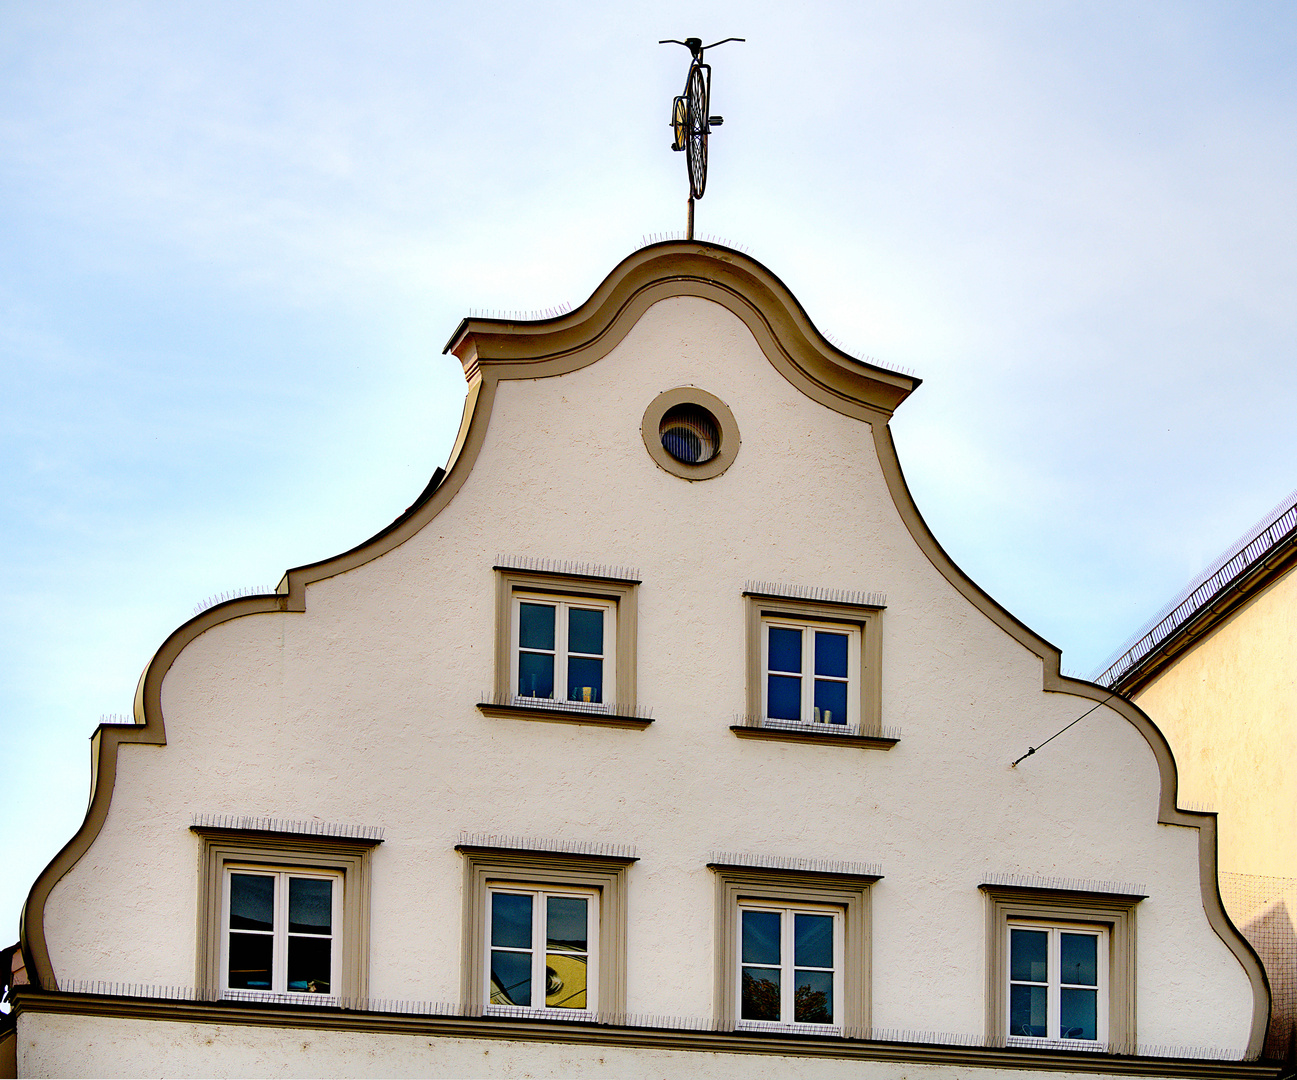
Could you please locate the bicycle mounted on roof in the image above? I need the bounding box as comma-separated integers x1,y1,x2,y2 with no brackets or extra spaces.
659,36,743,238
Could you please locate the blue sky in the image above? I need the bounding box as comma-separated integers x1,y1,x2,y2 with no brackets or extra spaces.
4,1,1297,943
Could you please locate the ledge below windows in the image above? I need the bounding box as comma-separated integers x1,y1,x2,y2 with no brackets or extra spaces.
14,991,1280,1078
730,716,898,750
477,697,653,730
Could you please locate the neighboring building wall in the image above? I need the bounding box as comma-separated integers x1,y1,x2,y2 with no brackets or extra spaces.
1128,570,1297,1060
1131,570,1297,880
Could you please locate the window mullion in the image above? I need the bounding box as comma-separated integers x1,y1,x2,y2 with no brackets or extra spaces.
1049,927,1061,1041
782,910,794,1024
802,634,814,722
274,872,289,995
533,889,546,1008
555,606,569,702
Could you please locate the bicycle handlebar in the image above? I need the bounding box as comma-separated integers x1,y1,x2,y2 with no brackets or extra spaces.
658,36,745,61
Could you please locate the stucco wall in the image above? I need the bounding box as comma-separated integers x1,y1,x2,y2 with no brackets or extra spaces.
39,295,1256,1058
15,1011,1237,1080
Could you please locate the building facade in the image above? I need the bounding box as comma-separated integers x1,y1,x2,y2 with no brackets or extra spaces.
12,244,1280,1077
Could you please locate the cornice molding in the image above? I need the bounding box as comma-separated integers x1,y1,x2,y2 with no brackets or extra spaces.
11,991,1284,1077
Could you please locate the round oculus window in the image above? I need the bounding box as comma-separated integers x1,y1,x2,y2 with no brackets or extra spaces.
641,387,740,481
660,403,720,465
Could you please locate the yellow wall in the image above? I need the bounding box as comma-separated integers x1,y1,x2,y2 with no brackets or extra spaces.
1133,569,1297,882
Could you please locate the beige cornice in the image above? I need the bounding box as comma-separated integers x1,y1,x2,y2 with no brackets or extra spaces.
446,243,920,420
11,991,1285,1077
18,241,1272,1059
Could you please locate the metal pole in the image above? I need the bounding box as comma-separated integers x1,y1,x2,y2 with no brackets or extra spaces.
687,196,695,241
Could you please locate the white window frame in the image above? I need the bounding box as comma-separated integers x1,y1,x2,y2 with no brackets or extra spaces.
219,865,343,1003
1005,920,1109,1047
485,884,600,1018
761,616,861,728
511,592,617,710
736,901,844,1033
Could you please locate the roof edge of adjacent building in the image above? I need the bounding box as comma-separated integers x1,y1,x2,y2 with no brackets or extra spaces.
1096,488,1297,696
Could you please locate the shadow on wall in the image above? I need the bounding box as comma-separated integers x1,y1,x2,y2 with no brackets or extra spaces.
1223,874,1297,1063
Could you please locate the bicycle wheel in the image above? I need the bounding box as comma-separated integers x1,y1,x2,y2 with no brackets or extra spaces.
671,95,688,152
685,64,708,199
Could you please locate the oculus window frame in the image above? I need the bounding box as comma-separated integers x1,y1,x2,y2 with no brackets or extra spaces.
641,387,740,481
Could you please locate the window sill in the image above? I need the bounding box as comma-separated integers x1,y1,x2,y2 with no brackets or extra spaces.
484,1004,598,1023
477,700,653,729
730,718,897,750
1007,1036,1106,1053
220,989,340,1008
736,1020,843,1038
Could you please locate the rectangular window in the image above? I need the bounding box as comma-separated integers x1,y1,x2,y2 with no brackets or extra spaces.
513,594,614,706
763,619,860,726
1007,922,1108,1043
743,591,883,738
223,868,342,1000
981,882,1141,1050
488,886,599,1014
490,566,640,722
711,861,878,1032
739,903,843,1028
458,842,634,1016
192,825,380,1004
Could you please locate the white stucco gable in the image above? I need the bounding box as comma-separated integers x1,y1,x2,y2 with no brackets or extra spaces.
18,243,1273,1076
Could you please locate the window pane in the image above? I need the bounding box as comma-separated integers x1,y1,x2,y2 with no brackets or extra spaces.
1060,932,1098,987
490,949,532,1006
518,651,554,698
518,602,555,650
491,893,533,949
288,878,332,934
767,674,802,720
741,910,781,965
566,656,603,703
814,631,848,678
229,873,274,932
287,935,331,993
794,969,833,1024
568,608,603,655
546,896,588,952
1060,987,1098,1040
1010,928,1048,982
741,968,781,1021
545,953,587,1009
813,679,848,725
794,913,833,968
228,931,272,990
1009,983,1048,1037
768,627,802,673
